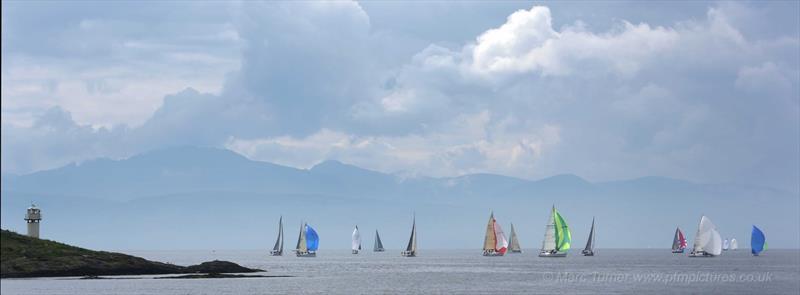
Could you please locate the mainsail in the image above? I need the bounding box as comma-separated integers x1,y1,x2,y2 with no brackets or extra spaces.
583,217,595,252
509,223,522,252
404,216,417,255
751,225,765,256
692,216,722,256
483,212,497,251
672,227,687,251
352,226,362,251
374,230,384,251
541,208,557,252
296,222,307,252
272,216,284,254
305,224,319,252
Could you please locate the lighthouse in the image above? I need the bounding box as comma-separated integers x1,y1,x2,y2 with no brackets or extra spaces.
24,203,41,238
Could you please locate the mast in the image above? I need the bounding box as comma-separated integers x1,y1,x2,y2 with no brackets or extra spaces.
584,217,595,252
483,212,497,251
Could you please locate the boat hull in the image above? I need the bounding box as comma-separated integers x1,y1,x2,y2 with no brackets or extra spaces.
671,249,685,253
401,251,416,257
582,250,594,256
374,249,385,252
538,251,567,257
296,251,317,257
269,250,282,256
482,250,505,257
352,250,359,254
688,251,716,257
509,250,522,253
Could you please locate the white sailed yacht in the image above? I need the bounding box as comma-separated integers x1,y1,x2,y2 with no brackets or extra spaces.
688,215,722,257
352,225,362,254
269,216,284,256
401,215,417,257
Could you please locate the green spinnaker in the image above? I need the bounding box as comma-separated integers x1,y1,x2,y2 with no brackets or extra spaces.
553,210,571,251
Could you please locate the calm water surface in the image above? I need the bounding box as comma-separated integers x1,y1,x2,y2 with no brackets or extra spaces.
2,249,798,294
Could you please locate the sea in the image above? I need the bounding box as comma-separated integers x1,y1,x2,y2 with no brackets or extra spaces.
2,249,798,294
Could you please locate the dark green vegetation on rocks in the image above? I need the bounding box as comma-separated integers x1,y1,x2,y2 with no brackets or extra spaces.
1,230,262,278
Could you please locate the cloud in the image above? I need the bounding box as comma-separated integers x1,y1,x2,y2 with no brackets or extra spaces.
1,2,798,191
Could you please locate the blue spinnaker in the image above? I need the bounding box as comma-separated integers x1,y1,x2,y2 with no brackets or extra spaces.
306,224,319,251
751,225,765,255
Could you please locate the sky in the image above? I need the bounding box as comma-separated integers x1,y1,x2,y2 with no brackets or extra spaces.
2,1,799,192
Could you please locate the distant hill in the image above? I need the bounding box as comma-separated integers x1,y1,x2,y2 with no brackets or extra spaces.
0,229,261,278
1,146,798,250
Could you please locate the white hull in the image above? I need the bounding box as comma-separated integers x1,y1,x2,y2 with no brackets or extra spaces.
269,250,282,256
296,251,317,257
401,251,416,257
352,250,359,254
482,250,505,256
582,250,594,256
538,250,567,257
688,251,716,257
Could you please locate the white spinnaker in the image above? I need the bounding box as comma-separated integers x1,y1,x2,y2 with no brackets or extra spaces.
730,238,738,250
709,229,723,256
352,227,361,251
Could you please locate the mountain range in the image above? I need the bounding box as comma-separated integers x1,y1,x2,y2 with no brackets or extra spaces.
2,146,798,250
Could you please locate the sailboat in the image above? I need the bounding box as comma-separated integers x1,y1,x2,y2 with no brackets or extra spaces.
539,206,571,257
582,217,596,256
482,211,508,256
374,230,385,252
508,223,522,253
295,222,319,257
730,238,738,251
401,215,417,257
689,215,722,257
269,216,284,256
722,238,730,251
352,226,362,254
671,227,687,253
751,225,766,256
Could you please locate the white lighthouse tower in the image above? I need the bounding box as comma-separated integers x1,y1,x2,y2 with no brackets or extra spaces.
24,203,41,238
